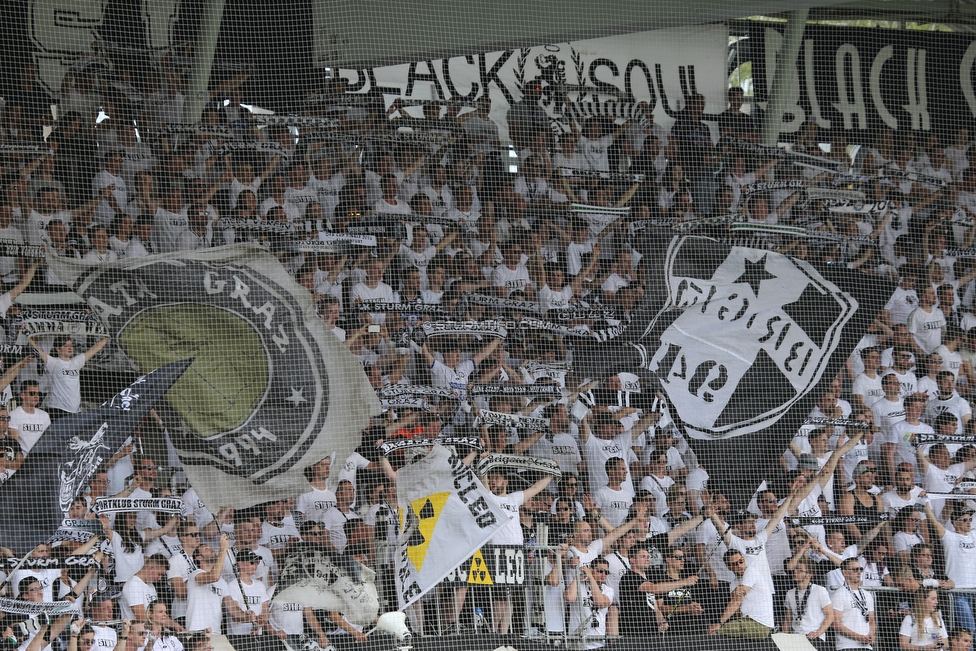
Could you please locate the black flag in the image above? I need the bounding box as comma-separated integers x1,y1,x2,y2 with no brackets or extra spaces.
0,360,191,552
575,228,891,501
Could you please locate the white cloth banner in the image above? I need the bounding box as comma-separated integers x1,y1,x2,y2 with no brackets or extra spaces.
395,444,510,609
340,25,729,142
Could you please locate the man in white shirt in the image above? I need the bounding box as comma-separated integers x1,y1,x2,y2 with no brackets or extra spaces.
350,256,394,325
491,240,533,298
421,337,501,404
92,150,128,225
924,371,972,434
706,550,775,640
883,265,920,326
120,555,168,621
593,457,634,527
925,502,976,633
483,467,552,634
871,374,905,446
831,557,876,650
152,185,189,254
186,533,237,634
852,348,884,412
7,380,50,456
907,286,946,355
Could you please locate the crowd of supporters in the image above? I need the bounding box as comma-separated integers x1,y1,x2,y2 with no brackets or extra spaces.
3,53,976,651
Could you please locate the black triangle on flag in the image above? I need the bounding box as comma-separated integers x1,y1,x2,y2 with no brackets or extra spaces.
0,361,191,553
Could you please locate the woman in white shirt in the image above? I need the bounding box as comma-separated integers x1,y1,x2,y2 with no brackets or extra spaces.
30,334,109,418
899,588,948,651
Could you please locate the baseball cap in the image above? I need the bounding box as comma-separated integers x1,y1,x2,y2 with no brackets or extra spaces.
237,549,262,564
852,462,874,479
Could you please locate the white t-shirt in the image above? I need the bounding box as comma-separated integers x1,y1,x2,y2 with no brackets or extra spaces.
91,626,117,651
295,487,337,524
351,281,394,324
152,207,190,254
731,565,775,628
728,530,774,594
899,614,948,648
491,264,531,296
786,583,832,638
430,359,477,401
8,406,50,455
578,135,613,171
942,529,976,588
907,306,946,354
489,491,525,545
185,570,231,634
321,508,358,552
885,287,919,325
226,578,271,635
108,530,145,582
44,353,87,413
308,172,345,218
887,420,934,468
260,518,301,551
120,574,157,620
832,584,875,649
871,397,905,435
167,550,195,619
583,432,635,494
92,170,128,224
593,485,634,528
269,599,305,635
924,394,971,435
338,452,372,500
550,433,582,475
852,373,884,407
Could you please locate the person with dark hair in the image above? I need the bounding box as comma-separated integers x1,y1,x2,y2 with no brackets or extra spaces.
647,545,705,635
29,333,109,418
296,456,337,525
120,553,168,622
783,558,833,649
168,521,200,622
919,439,976,521
924,371,972,434
99,510,145,582
565,557,614,649
617,545,669,635
831,556,877,649
707,550,774,640
925,500,976,631
7,379,50,458
949,627,972,651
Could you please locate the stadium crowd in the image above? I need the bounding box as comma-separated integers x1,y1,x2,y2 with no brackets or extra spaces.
3,55,976,651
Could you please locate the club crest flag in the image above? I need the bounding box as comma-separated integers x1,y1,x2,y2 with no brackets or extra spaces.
573,227,890,497
48,244,381,511
395,445,510,609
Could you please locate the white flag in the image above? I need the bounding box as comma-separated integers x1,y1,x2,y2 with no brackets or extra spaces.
395,445,510,609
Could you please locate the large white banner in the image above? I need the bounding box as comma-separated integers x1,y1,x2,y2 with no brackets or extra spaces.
338,24,729,141
394,444,509,609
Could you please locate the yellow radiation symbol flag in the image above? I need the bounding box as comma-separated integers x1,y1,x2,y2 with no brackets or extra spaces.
405,492,450,571
467,549,494,585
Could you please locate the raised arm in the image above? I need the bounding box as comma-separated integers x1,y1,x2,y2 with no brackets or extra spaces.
28,337,50,364
472,337,502,366
924,500,947,538
8,263,38,301
84,336,109,362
